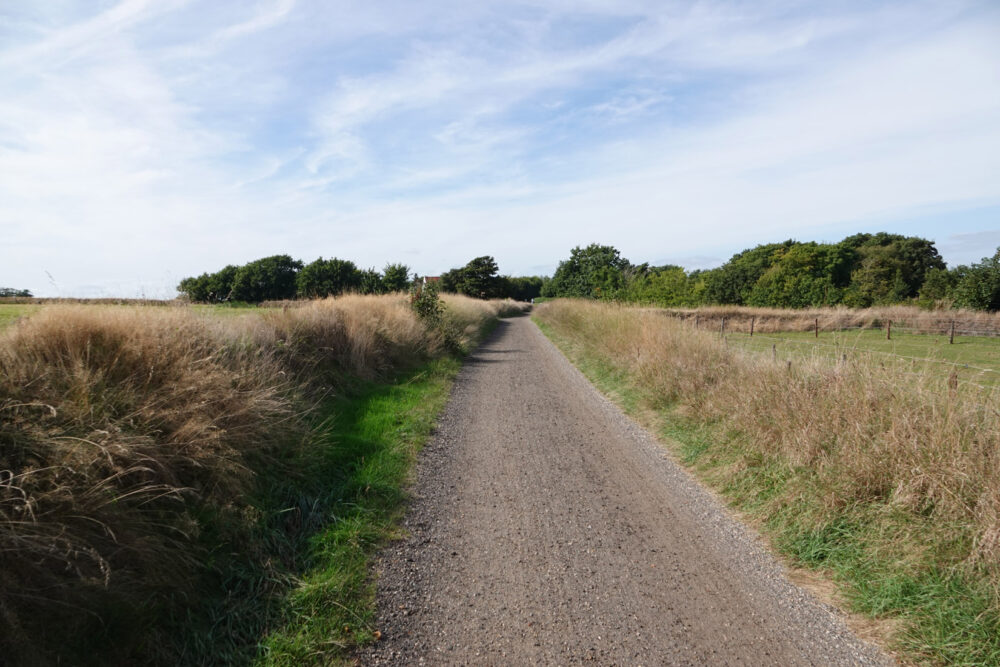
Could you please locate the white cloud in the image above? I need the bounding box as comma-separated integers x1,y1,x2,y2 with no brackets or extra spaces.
0,1,998,295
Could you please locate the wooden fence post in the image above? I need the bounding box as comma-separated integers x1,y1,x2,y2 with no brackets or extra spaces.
814,318,819,338
695,314,699,329
949,320,955,345
720,318,726,337
887,320,892,340
750,316,755,337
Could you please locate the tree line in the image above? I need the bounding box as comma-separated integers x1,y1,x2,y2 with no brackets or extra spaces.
542,234,1000,311
176,254,546,303
177,255,413,303
437,256,545,301
176,233,1000,311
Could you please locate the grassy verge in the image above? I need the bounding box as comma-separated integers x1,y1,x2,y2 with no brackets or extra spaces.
0,295,521,664
129,360,461,666
255,359,458,664
534,302,1000,666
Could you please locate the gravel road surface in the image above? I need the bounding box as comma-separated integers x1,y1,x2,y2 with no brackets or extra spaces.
363,316,891,665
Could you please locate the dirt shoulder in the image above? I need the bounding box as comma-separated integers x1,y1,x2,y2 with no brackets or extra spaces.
363,317,890,665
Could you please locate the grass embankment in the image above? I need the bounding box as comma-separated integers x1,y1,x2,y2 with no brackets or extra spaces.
0,294,525,664
534,299,1000,666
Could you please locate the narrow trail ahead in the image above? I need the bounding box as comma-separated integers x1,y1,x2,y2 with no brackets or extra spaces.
364,316,889,666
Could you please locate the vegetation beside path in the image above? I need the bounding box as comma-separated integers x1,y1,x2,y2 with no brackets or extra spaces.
534,299,1000,666
0,293,524,664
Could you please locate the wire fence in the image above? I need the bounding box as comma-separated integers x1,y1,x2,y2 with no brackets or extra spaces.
673,313,1000,339
726,332,998,375
662,312,1000,392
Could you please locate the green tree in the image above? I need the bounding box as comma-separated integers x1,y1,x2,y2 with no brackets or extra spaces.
0,287,32,297
841,233,944,305
230,255,303,302
456,256,501,299
206,265,239,302
503,276,544,301
177,274,210,302
545,244,630,299
843,246,907,306
621,265,693,306
702,241,796,305
438,268,462,293
296,257,361,298
747,243,852,308
382,263,411,293
358,268,385,294
952,248,1000,311
177,264,238,303
917,266,959,308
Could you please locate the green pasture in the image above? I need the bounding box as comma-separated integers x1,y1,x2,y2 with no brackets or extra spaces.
190,302,262,316
725,327,1000,387
0,304,39,329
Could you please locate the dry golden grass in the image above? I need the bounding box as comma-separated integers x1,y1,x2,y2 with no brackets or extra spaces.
537,299,1000,662
0,293,508,661
536,299,1000,570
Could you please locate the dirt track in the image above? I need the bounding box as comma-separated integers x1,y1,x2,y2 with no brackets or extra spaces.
363,316,890,665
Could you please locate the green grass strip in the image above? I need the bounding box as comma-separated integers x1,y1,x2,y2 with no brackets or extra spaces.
153,358,461,666
255,357,460,665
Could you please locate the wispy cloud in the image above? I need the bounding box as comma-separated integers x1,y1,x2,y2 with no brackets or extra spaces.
0,0,997,295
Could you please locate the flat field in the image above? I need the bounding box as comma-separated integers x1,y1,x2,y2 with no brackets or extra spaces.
722,327,1000,386
0,304,39,328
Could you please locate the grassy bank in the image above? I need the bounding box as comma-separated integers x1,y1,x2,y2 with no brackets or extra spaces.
0,294,523,664
534,299,1000,666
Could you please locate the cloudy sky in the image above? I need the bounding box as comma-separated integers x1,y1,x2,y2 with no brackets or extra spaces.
1,0,998,297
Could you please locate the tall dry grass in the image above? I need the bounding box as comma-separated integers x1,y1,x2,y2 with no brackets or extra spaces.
536,299,1000,573
0,293,509,662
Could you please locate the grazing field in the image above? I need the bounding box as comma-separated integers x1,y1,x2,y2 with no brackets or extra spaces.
535,299,1000,666
724,328,1000,387
0,294,526,664
655,303,1000,336
0,303,39,328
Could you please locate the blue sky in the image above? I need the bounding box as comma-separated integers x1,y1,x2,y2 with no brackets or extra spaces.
1,0,999,297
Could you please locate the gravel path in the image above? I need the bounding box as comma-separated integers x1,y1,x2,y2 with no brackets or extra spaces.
362,316,891,665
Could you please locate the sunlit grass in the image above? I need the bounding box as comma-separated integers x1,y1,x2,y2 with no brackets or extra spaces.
0,293,513,664
535,299,1000,666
